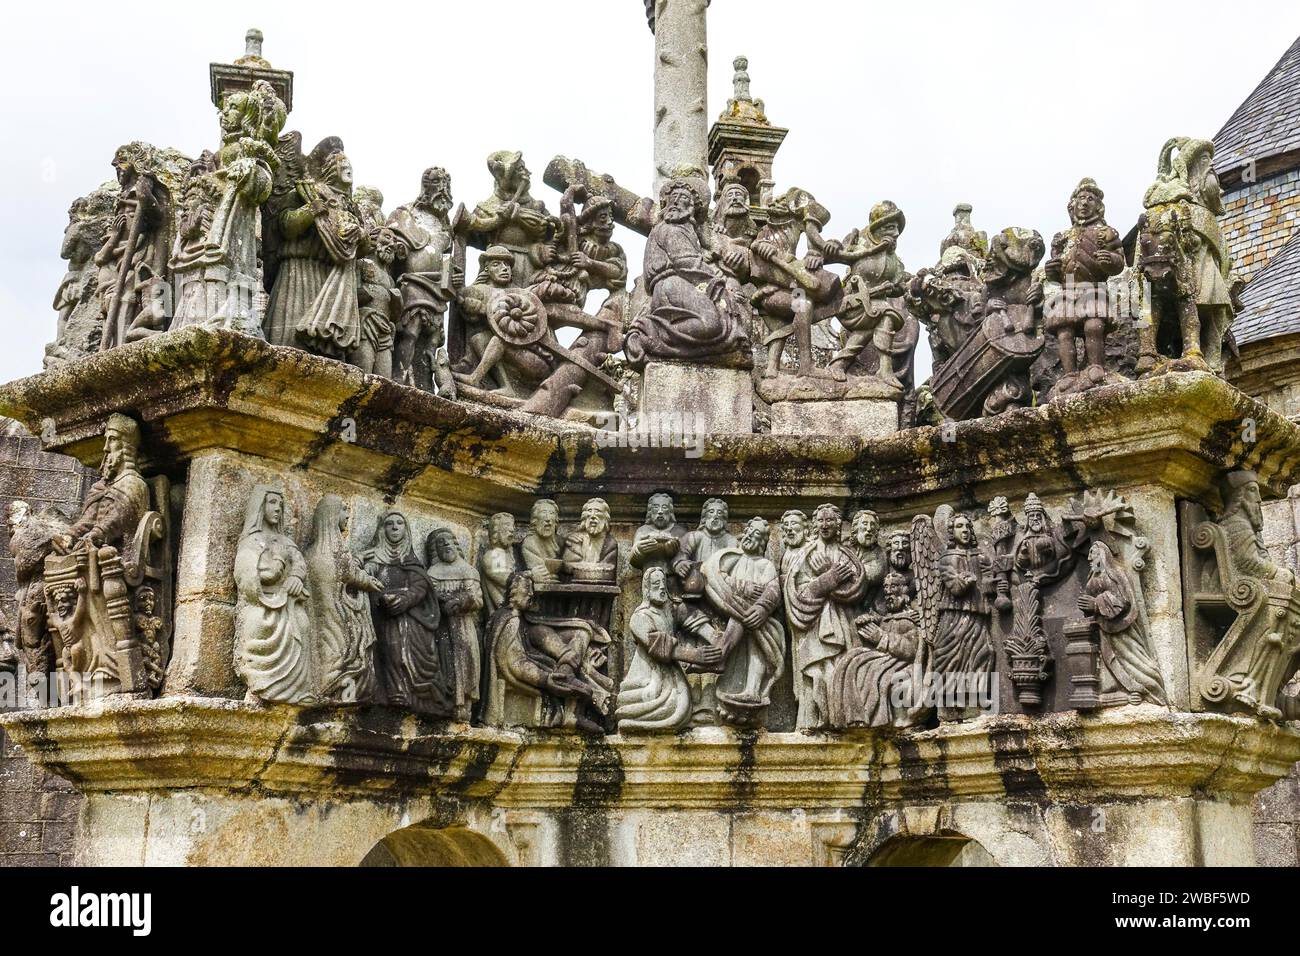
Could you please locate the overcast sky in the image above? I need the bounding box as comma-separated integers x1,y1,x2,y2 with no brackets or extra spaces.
2,0,1297,385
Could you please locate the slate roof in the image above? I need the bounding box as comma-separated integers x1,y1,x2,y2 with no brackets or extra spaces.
1215,35,1300,174
1235,231,1300,346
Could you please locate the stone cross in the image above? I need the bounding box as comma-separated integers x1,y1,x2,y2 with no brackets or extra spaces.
647,0,711,192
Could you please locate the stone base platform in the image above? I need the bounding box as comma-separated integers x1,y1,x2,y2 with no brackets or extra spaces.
3,697,1296,866
638,360,753,435
770,397,899,438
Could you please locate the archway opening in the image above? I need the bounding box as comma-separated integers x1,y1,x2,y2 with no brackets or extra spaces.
865,832,996,867
359,824,509,867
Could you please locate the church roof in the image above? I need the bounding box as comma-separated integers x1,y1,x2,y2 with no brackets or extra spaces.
1214,35,1300,179
1234,231,1300,346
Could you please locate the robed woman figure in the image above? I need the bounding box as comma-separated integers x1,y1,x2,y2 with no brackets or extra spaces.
233,485,314,704
361,511,455,716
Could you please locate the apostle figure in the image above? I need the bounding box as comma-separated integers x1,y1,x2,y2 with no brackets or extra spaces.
674,498,737,598
615,567,721,733
848,509,887,611
630,493,688,582
520,500,562,582
426,528,484,723
783,503,868,729
362,511,454,716
561,498,618,582
625,171,750,368
304,495,383,703
701,517,786,723
1078,541,1167,706
234,485,314,704
777,509,810,576
830,572,929,729
478,512,518,616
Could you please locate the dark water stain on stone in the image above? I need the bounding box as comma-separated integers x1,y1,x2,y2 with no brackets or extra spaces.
988,725,1048,798
557,735,624,867
294,385,375,471
895,734,952,802
728,730,759,811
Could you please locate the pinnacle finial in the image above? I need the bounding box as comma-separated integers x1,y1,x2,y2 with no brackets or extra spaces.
732,56,751,102
245,28,264,59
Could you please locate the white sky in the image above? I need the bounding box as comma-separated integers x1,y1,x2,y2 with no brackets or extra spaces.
2,0,1297,384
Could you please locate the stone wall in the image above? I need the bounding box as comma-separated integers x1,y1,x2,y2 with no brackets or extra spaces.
1221,167,1300,282
0,432,94,866
0,725,79,865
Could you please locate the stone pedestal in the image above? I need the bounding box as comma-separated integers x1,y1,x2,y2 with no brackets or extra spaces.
759,373,901,437
771,398,898,438
638,360,753,436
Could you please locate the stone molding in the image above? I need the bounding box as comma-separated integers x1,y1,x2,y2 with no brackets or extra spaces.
4,698,1297,810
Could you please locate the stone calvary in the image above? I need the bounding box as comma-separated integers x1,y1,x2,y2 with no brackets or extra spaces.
2,8,1299,868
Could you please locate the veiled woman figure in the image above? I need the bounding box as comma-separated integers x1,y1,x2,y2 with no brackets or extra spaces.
361,511,455,716
233,485,314,704
305,495,384,703
615,567,719,733
1078,541,1167,706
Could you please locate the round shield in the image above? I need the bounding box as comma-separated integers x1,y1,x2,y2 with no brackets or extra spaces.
487,289,549,346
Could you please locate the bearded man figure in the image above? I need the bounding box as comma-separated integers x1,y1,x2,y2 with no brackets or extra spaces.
626,172,750,368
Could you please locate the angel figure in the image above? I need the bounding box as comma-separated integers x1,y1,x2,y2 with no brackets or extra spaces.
911,506,996,720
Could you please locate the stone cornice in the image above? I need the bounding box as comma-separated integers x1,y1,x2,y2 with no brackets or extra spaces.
4,697,1297,809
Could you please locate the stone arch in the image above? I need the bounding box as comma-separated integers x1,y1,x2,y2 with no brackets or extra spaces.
359,823,510,867
863,830,996,867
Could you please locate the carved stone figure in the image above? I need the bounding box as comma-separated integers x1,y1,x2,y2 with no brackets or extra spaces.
1136,137,1241,374
1078,540,1167,706
630,493,688,583
914,508,994,720
172,79,286,333
931,227,1046,419
674,498,737,599
907,244,985,371
478,512,518,617
95,144,181,350
459,151,556,285
615,566,720,733
574,195,629,298
361,511,454,716
712,180,758,258
386,168,460,387
1187,470,1300,718
426,528,484,723
304,495,383,704
777,509,809,576
485,571,613,733
625,171,750,368
830,572,930,729
354,227,401,378
826,201,911,387
1043,179,1126,399
751,188,843,379
8,501,63,691
0,610,16,676
234,485,313,704
132,586,166,692
783,503,867,729
521,499,562,582
847,509,887,610
986,495,1017,612
700,516,786,724
1004,494,1077,706
940,203,989,259
45,184,119,367
263,135,362,352
561,498,618,583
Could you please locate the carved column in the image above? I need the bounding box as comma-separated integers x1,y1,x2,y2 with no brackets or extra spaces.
648,0,710,192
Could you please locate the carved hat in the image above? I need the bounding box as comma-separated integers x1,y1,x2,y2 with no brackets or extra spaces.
868,201,905,237
480,245,514,264
487,150,524,181
1071,177,1104,202
104,412,140,448
1023,492,1046,515
578,195,616,229
769,188,830,228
